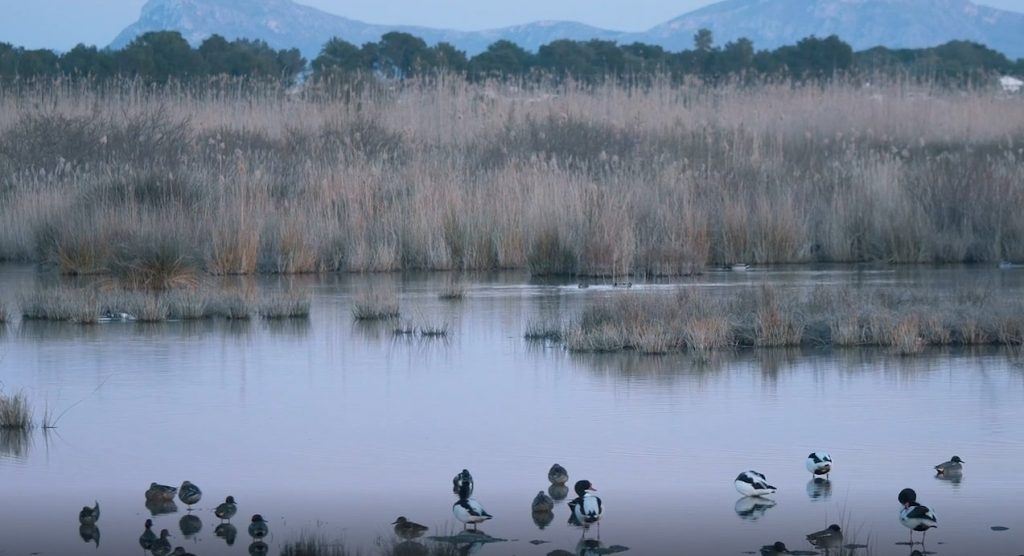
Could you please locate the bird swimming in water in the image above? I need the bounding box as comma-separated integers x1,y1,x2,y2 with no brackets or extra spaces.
548,463,569,484
172,548,197,556
146,482,178,502
898,488,937,544
452,481,492,530
78,501,100,525
735,470,777,497
532,490,555,512
760,541,789,555
215,495,238,521
452,469,474,496
934,456,964,475
178,481,202,509
151,529,173,556
139,519,157,550
392,516,429,539
568,480,602,534
805,452,833,478
248,514,269,540
806,524,843,550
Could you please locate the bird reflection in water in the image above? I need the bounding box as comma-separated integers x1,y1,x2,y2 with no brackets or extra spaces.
393,540,430,556
78,524,100,547
734,496,777,521
546,539,629,556
548,483,570,501
248,540,269,555
179,514,202,538
146,499,178,516
215,522,239,546
806,477,833,501
533,509,555,529
934,469,963,486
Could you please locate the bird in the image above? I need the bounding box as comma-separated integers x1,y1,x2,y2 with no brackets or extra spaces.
139,519,157,550
760,541,790,555
392,516,429,539
215,495,238,521
151,529,173,556
172,548,197,556
453,469,474,496
898,488,938,544
935,455,965,475
806,524,843,550
568,480,602,533
178,480,202,509
146,482,178,502
548,463,569,484
248,514,269,540
806,452,833,478
532,490,555,512
732,263,750,272
612,282,632,288
78,501,100,525
452,481,492,530
735,470,777,497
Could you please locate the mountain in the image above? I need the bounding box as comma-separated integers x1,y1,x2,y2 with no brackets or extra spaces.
110,0,1024,60
641,0,1024,58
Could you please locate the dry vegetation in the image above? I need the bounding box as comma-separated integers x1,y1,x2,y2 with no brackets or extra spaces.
0,78,1021,282
560,285,1024,355
0,390,33,430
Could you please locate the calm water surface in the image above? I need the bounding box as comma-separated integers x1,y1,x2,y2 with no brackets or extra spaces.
1,265,1023,555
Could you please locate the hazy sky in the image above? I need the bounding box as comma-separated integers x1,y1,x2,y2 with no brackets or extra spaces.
2,0,1023,51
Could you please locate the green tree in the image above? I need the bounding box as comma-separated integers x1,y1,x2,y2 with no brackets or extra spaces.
116,31,202,82
312,37,365,76
469,40,534,78
377,31,433,78
694,29,714,53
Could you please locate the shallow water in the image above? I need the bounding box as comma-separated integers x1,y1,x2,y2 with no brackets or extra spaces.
1,264,1023,556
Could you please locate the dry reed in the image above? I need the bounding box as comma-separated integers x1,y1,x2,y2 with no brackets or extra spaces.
0,390,32,430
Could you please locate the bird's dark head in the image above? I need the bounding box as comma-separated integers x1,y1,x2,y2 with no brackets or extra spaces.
828,524,841,532
392,516,407,525
773,541,788,552
226,495,235,503
251,514,264,523
951,456,964,463
574,480,596,496
898,488,917,506
159,529,171,538
145,519,153,528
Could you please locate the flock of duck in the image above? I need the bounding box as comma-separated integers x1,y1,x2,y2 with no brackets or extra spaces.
73,454,966,555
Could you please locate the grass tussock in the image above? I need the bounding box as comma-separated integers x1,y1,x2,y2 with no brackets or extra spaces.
0,390,33,430
258,291,312,319
352,289,400,321
524,319,564,342
558,285,1024,355
438,280,466,301
1,79,1022,278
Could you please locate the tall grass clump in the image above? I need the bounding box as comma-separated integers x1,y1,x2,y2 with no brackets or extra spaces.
258,291,312,319
0,390,33,430
524,318,564,342
352,289,400,320
438,279,465,301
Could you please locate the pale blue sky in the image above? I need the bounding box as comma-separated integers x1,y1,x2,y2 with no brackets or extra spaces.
1,0,1023,51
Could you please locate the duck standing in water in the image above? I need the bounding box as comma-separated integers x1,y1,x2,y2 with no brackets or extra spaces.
178,480,202,509
78,501,100,525
532,490,555,512
139,519,157,550
568,480,602,536
146,482,178,502
806,524,843,550
452,469,474,496
151,529,174,556
453,481,492,530
805,452,833,478
898,488,937,545
935,456,965,475
392,516,429,539
548,463,569,484
735,470,777,497
248,514,269,540
215,495,238,521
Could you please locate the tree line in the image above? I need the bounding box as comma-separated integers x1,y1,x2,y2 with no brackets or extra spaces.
1,28,1021,86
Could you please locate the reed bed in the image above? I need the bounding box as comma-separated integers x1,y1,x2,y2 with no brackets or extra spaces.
560,285,1024,355
0,390,32,430
352,289,401,320
524,318,564,342
0,78,1022,280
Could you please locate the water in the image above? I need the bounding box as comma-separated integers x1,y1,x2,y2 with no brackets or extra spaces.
1,265,1023,556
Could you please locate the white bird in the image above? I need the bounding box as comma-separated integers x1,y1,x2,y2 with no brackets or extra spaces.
806,452,833,478
568,480,602,532
452,482,492,530
899,488,937,544
735,470,777,497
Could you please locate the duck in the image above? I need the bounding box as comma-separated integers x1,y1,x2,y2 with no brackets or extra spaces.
453,468,474,496
215,495,238,521
806,452,833,478
612,281,633,288
151,529,173,556
532,490,555,512
898,488,937,544
806,524,843,550
732,263,750,272
935,455,964,475
392,516,429,539
577,282,590,289
760,541,789,555
568,480,602,532
248,514,269,540
452,482,492,530
78,501,100,525
139,519,157,550
178,480,202,509
548,463,569,484
735,470,777,497
172,548,197,556
146,482,178,502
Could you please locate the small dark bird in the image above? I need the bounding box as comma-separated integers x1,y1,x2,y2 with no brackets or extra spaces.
532,490,555,512
178,481,202,509
806,524,843,549
139,519,157,550
548,463,569,484
392,516,429,539
146,483,178,502
78,501,100,525
215,495,238,521
248,514,269,540
151,529,173,556
452,469,474,496
760,541,790,555
935,455,965,475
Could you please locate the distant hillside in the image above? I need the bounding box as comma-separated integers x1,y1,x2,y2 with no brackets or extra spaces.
109,0,1024,59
